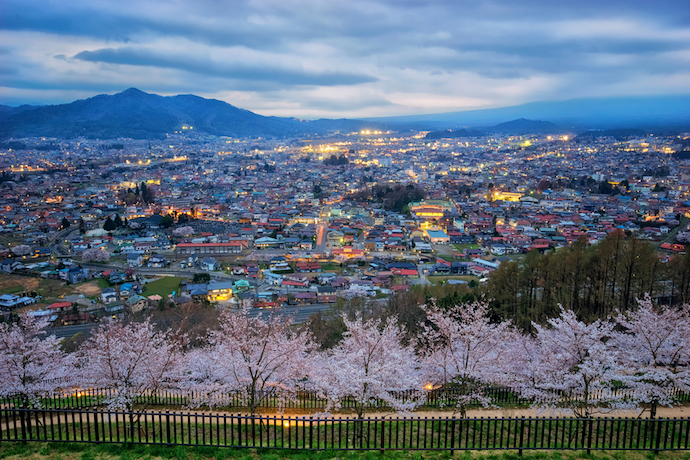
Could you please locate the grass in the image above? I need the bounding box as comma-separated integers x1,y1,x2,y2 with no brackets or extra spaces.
97,278,111,289
320,263,343,272
143,277,183,298
3,284,25,294
427,275,479,285
453,244,480,251
1,442,689,460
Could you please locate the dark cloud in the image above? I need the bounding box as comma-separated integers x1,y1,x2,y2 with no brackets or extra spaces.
0,0,688,116
73,47,376,86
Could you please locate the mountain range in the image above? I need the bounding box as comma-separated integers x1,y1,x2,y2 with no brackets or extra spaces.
0,88,379,140
366,95,690,130
1,89,689,139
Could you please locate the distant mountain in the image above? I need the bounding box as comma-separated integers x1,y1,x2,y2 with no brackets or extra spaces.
0,88,380,139
366,95,690,130
488,118,560,134
424,128,483,139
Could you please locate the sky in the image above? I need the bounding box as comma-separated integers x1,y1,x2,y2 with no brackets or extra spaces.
1,0,689,119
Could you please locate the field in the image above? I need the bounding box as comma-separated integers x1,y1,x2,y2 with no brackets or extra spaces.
1,442,688,460
426,275,479,285
143,277,183,298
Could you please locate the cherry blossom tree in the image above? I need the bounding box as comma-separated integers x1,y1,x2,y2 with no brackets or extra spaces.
420,300,513,417
182,309,313,416
172,226,195,237
611,296,690,418
11,244,32,256
310,314,424,421
0,313,73,408
81,247,110,263
518,307,625,418
78,318,183,423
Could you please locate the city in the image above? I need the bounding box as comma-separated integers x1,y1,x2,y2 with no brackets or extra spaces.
0,128,688,326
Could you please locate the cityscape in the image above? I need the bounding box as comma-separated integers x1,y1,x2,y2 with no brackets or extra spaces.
2,0,690,457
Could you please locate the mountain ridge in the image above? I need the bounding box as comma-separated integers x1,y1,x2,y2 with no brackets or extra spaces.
0,88,380,139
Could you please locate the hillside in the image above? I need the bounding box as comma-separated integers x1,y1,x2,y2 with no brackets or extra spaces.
0,88,379,139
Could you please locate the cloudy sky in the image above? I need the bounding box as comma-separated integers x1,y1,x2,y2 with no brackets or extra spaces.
1,0,689,118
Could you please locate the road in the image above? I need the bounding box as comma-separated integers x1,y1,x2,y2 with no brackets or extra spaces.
77,262,263,288
315,222,328,252
46,323,100,339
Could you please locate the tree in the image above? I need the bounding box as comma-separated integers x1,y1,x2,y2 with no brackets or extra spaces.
11,244,32,256
81,248,111,263
103,216,116,231
160,214,174,228
78,319,183,437
611,296,690,418
420,300,513,417
311,314,424,422
515,307,624,418
61,217,71,229
113,213,123,228
192,272,210,283
172,226,195,237
177,213,191,224
78,217,87,234
0,314,73,408
182,309,313,416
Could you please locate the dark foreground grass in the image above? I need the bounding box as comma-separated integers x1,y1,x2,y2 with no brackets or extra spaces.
2,443,690,460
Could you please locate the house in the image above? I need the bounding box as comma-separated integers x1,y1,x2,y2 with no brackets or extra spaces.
200,257,219,271
147,254,167,268
179,253,199,269
233,279,251,292
0,293,35,310
265,272,284,285
207,281,233,301
291,291,316,304
127,253,144,267
317,286,337,303
128,294,149,313
47,301,72,312
101,287,118,303
119,283,133,299
0,258,23,274
67,267,86,284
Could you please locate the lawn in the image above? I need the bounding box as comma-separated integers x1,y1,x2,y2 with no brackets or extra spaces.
0,274,75,300
143,276,183,298
453,243,480,251
96,278,111,289
0,442,687,460
427,275,479,285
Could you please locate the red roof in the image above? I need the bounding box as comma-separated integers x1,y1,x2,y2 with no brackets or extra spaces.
47,301,72,309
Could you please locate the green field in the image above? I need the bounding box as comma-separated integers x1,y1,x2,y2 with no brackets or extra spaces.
143,277,183,298
453,244,480,251
96,278,110,289
427,275,479,285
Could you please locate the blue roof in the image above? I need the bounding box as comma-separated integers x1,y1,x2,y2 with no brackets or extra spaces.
427,230,449,238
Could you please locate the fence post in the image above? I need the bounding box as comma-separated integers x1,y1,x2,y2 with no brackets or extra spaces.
519,416,525,456
587,418,593,455
166,411,172,446
654,418,663,454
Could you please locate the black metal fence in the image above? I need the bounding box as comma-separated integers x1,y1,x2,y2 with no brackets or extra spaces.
2,408,689,452
8,386,687,412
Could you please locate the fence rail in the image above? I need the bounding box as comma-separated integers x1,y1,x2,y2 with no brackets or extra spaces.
5,386,688,412
1,408,689,452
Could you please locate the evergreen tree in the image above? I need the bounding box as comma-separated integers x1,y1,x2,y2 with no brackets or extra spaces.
103,216,116,231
